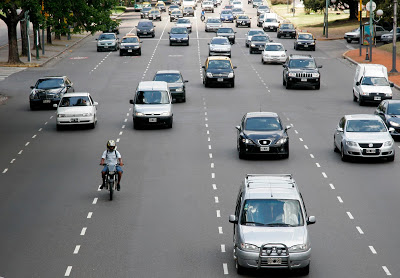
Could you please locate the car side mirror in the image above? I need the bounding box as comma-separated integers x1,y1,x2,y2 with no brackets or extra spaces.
318,65,323,68
235,125,241,131
285,125,291,130
390,82,394,87
233,66,237,69
202,65,205,68
184,80,189,83
337,127,343,132
285,49,287,52
282,64,287,67
93,102,99,106
129,99,134,104
389,127,395,132
30,86,34,89
53,104,58,108
229,215,238,224
307,216,316,225
95,38,98,40
207,43,210,45
356,81,360,86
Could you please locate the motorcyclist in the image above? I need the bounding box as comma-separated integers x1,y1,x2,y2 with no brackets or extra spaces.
201,9,205,21
100,140,124,191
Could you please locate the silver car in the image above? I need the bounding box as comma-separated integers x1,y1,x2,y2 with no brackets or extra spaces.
334,114,395,161
245,29,265,47
208,36,231,57
229,174,315,275
175,18,192,33
205,18,223,32
96,33,119,52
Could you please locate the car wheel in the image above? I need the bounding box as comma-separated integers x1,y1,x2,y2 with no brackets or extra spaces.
333,139,339,153
152,34,155,38
277,34,281,38
353,91,357,102
170,18,172,22
236,260,246,274
285,80,291,89
231,80,235,88
232,40,235,44
297,264,310,275
204,79,209,87
341,144,349,162
249,49,252,54
281,143,289,159
56,124,63,131
30,103,36,110
90,119,96,129
315,83,320,90
387,154,395,162
187,41,190,46
313,47,316,51
346,38,352,43
170,41,172,46
133,119,141,130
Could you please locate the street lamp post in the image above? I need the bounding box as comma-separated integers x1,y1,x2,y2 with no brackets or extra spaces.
323,0,336,38
365,4,383,61
390,0,398,73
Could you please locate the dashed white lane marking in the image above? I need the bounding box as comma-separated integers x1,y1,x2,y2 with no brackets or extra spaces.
337,196,343,203
97,185,102,191
73,245,81,254
205,112,207,116
294,130,298,134
92,198,98,205
205,123,208,127
49,116,53,119
2,168,8,174
221,244,226,252
382,266,392,276
223,263,228,275
64,266,72,276
38,128,42,132
18,150,22,155
212,173,215,179
212,184,217,190
215,196,219,203
80,227,87,236
122,125,125,129
299,138,303,142
356,226,364,234
369,246,377,254
119,131,123,135
10,159,15,163
87,212,93,219
310,154,314,158
218,227,223,234
329,183,335,190
304,145,308,149
32,134,37,139
207,130,210,134
124,118,127,122
116,138,120,143
322,172,327,178
347,211,354,220
211,163,214,168
25,142,30,146
208,145,212,149
126,113,129,116
208,137,211,142
316,163,320,167
209,153,213,158
216,210,221,217
45,122,48,125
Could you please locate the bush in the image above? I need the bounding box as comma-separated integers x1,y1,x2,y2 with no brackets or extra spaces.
271,0,292,4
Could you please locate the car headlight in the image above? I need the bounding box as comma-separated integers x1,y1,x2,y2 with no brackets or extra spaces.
311,73,320,78
110,42,116,46
120,45,125,49
276,137,288,145
386,92,393,97
137,28,141,32
206,72,213,78
289,243,309,253
240,243,259,252
241,138,255,145
57,114,67,117
171,37,176,40
210,46,215,50
288,72,296,77
388,120,400,127
281,54,286,57
150,28,154,32
161,111,171,116
384,140,394,146
251,44,256,47
346,141,358,147
175,87,183,92
30,91,39,99
82,113,93,117
228,72,234,78
135,112,145,116
310,42,315,45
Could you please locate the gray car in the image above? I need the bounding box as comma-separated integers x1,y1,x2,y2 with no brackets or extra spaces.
96,33,119,52
208,36,232,57
245,29,265,47
205,18,223,32
216,27,236,44
229,174,315,275
381,27,400,44
153,70,189,102
334,114,395,161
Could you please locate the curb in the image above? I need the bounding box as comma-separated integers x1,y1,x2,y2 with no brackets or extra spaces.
316,37,343,41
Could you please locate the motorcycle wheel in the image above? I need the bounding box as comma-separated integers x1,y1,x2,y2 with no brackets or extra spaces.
109,181,114,201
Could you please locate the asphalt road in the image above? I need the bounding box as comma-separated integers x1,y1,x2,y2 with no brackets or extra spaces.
0,2,399,278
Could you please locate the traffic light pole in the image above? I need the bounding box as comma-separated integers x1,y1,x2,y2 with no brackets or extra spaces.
391,0,398,72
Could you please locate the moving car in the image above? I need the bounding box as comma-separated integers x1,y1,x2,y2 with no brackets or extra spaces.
232,1,243,8
182,0,197,9
282,54,322,90
140,7,152,18
129,81,173,129
235,14,251,28
277,22,296,38
169,27,190,46
119,35,142,56
175,18,192,33
257,5,269,15
229,174,315,275
96,33,119,51
262,42,287,64
245,29,265,47
155,1,167,12
223,4,234,10
262,13,279,31
205,18,223,32
54,92,98,130
294,32,316,51
216,27,236,44
202,56,236,87
231,8,244,19
202,0,214,12
220,9,234,22
183,6,195,16
333,114,395,161
29,76,74,110
170,10,183,21
148,9,162,21
136,20,156,38
169,4,180,14
249,34,270,54
252,0,263,8
375,100,400,140
153,70,188,102
257,13,266,27
208,36,232,57
236,112,290,158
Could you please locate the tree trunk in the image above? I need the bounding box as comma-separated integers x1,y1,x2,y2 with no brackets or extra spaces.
7,20,22,64
20,20,28,56
47,26,52,44
349,0,358,20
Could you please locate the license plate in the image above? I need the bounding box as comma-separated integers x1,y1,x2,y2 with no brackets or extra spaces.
128,49,132,52
301,78,307,82
43,100,51,103
286,34,290,36
149,118,157,122
366,149,376,153
374,96,381,101
267,258,281,265
304,45,308,47
71,118,79,122
260,147,270,151
217,78,224,82
143,31,147,34
104,46,108,48
269,26,274,29
242,22,246,25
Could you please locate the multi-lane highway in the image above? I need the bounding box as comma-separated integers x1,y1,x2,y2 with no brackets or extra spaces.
0,2,399,277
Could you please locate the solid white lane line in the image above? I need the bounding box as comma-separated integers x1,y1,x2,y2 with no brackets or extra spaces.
92,198,98,204
221,244,226,252
218,227,223,234
223,263,228,274
212,184,217,190
369,246,377,254
347,211,354,220
382,266,392,276
215,196,219,203
310,154,314,158
87,212,93,219
316,163,320,167
329,183,335,190
10,159,15,164
64,266,72,276
216,210,221,217
80,227,87,236
2,168,8,174
356,226,364,234
322,172,327,178
45,122,48,125
18,150,22,155
212,173,215,179
25,142,30,146
337,196,343,203
209,153,213,158
208,145,212,149
32,135,37,139
211,163,214,168
304,145,308,149
73,245,80,254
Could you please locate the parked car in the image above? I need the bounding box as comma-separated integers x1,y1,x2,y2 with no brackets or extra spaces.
277,22,296,38
262,42,287,64
294,32,316,51
344,25,389,43
333,114,395,161
216,27,236,44
235,14,251,28
169,27,190,46
205,18,223,32
375,100,400,140
54,92,98,130
136,20,156,38
29,76,74,110
381,27,400,44
153,70,189,102
249,34,270,54
202,56,236,87
208,36,232,57
119,35,142,56
282,54,322,90
96,33,119,51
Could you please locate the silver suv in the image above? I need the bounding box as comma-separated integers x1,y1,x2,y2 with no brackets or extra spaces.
229,174,315,275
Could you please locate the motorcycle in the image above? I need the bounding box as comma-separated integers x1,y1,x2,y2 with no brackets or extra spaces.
102,163,119,200
201,14,205,22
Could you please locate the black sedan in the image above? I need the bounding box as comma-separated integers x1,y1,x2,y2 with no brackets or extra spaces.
202,56,236,88
277,23,296,38
375,100,400,140
235,15,251,28
136,20,156,38
249,34,270,54
294,32,316,51
236,112,290,159
169,27,189,46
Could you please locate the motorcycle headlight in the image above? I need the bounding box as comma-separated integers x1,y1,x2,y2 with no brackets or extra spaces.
289,243,309,253
311,73,320,78
206,72,213,78
276,137,288,145
228,72,234,78
240,243,259,252
288,72,296,77
384,140,394,146
135,112,145,116
388,120,400,127
346,141,358,147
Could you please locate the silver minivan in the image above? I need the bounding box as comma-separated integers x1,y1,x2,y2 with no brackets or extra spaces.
129,81,173,129
229,174,315,275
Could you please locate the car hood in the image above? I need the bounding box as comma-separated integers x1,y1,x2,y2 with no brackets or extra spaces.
207,68,233,74
297,39,314,43
244,130,284,143
240,225,306,248
345,132,392,142
359,85,392,94
135,104,171,114
33,88,63,94
57,106,92,114
170,34,188,39
121,43,140,47
176,23,191,27
167,82,184,89
263,50,286,56
217,32,234,36
210,44,231,50
221,15,233,18
98,39,116,43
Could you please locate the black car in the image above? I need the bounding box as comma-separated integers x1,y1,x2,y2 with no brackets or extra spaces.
235,15,251,27
236,112,290,159
140,7,152,18
169,27,189,46
170,10,183,22
294,33,316,51
249,34,270,54
119,35,142,56
148,10,162,21
375,100,400,140
277,23,296,38
153,70,189,102
183,6,195,16
29,76,74,110
136,20,155,38
282,54,322,90
202,57,236,88
216,27,236,44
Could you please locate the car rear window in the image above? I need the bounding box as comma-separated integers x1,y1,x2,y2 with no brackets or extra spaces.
60,96,90,107
154,73,182,83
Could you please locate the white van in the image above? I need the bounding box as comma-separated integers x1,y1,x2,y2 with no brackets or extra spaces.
182,0,196,9
129,81,173,129
262,13,279,32
353,64,394,105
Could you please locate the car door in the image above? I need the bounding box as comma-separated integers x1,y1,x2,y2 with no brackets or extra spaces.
233,190,243,243
236,115,245,146
335,117,345,149
375,101,386,122
89,95,97,119
203,58,209,82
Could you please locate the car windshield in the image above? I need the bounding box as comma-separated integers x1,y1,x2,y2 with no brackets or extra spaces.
221,10,232,14
36,78,65,89
252,35,268,41
204,1,213,4
136,91,170,104
172,11,182,15
346,119,387,132
259,5,268,9
289,59,316,68
248,30,264,36
122,37,138,43
138,22,153,27
298,34,313,40
232,8,243,12
211,38,229,44
59,96,90,107
143,7,152,11
184,7,193,10
237,15,248,19
281,24,294,29
224,5,233,9
99,34,115,40
265,44,284,51
241,199,304,227
387,103,400,115
361,77,389,86
154,73,182,83
218,28,233,33
265,18,277,22
177,19,190,23
208,60,232,69
170,5,179,9
245,117,282,131
150,10,160,14
208,19,221,23
171,27,187,34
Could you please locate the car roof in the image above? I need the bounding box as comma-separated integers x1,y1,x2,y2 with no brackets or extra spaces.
265,42,283,46
62,92,90,97
248,28,263,32
289,54,313,59
208,56,232,61
246,112,279,118
137,81,169,91
100,32,115,35
122,35,139,39
40,76,66,79
345,114,381,120
155,70,181,74
298,32,313,35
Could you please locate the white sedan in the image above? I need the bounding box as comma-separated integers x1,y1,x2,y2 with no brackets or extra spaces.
232,1,243,9
261,42,287,64
54,92,98,130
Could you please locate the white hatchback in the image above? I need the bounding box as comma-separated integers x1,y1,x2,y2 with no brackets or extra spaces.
262,42,287,64
54,92,98,130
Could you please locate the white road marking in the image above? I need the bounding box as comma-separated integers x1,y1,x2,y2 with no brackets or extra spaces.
97,185,102,191
337,196,343,203
122,125,125,129
207,130,210,134
208,145,212,149
208,137,211,142
347,211,354,219
73,245,80,254
316,163,320,167
218,227,223,234
45,122,48,125
217,210,221,217
322,172,327,178
87,212,93,219
49,116,53,119
25,142,30,146
64,266,72,276
92,198,98,204
215,196,219,203
212,173,215,179
32,134,37,139
80,227,87,236
304,145,308,149
223,263,228,274
382,266,391,276
310,154,314,158
369,246,377,254
124,119,127,122
294,130,298,134
221,244,226,252
126,113,129,116
205,123,208,127
329,183,335,190
209,153,212,159
38,128,42,131
10,159,15,163
299,138,303,142
205,117,208,121
356,226,364,234
116,138,120,143
211,163,214,168
212,184,217,190
119,131,123,135
2,168,8,174
18,150,23,155
205,112,207,116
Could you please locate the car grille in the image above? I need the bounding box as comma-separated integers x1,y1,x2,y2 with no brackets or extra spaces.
359,143,383,148
36,91,56,100
258,139,271,145
296,72,313,78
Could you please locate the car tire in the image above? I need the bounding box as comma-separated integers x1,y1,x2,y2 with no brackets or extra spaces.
341,144,349,162
353,91,357,102
187,41,190,46
297,264,310,275
152,34,155,38
281,144,289,159
90,119,96,129
359,97,364,106
387,154,395,162
346,38,352,43
170,18,172,22
232,40,235,44
262,58,265,64
133,119,141,130
277,34,281,38
285,80,291,89
333,139,339,153
204,79,209,87
236,24,238,27
170,41,172,46
231,80,235,88
236,260,246,274
313,47,316,51
30,103,36,110
315,83,320,90
56,124,63,131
